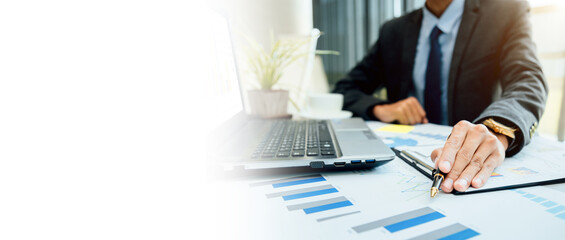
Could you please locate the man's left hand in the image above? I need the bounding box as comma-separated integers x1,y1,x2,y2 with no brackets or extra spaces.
431,120,509,192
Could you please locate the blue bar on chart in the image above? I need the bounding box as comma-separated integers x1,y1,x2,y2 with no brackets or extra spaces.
287,196,353,214
283,188,338,200
438,228,480,240
249,174,324,187
515,190,565,221
523,194,536,199
542,201,558,208
385,211,445,233
303,200,353,214
409,223,480,240
547,205,565,214
272,177,326,188
266,184,338,201
352,207,446,234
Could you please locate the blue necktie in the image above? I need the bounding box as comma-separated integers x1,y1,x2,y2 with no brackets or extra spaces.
424,26,443,124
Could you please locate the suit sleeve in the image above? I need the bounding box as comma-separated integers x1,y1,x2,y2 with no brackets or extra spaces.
473,2,548,157
332,26,389,120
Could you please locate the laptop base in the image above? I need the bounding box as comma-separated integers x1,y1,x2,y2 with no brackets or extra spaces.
210,159,393,178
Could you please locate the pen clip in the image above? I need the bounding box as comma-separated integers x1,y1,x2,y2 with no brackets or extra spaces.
401,150,434,172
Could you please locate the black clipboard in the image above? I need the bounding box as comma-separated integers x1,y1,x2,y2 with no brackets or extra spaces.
392,148,565,195
393,148,433,180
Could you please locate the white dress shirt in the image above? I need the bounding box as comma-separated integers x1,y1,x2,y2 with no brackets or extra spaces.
412,0,465,125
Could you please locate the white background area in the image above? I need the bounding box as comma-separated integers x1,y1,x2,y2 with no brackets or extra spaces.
0,1,211,239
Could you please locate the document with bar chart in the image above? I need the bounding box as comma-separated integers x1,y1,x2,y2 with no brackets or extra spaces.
249,174,361,222
240,158,565,239
397,136,565,194
465,137,565,193
245,171,484,239
238,123,565,239
352,207,479,239
244,164,483,239
366,122,451,148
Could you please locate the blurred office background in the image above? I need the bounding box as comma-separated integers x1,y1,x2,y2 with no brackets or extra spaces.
216,0,565,140
313,0,565,140
313,0,425,89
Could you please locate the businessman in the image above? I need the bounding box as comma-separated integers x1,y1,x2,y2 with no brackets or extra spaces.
333,0,547,193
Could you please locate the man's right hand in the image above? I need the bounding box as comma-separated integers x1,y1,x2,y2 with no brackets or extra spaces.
372,97,428,125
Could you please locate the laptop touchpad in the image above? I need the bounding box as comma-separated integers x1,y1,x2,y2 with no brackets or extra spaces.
335,130,375,141
334,131,385,156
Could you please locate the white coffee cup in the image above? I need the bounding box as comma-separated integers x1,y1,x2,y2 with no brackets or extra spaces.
307,93,344,116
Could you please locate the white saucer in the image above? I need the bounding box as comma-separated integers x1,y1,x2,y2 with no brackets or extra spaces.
297,110,353,120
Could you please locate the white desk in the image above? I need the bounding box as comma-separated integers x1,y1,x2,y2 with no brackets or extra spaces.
212,121,565,239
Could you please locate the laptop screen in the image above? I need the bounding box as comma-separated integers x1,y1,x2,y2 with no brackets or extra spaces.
206,11,244,130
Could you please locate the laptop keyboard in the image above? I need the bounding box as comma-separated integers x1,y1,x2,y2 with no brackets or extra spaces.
252,120,337,159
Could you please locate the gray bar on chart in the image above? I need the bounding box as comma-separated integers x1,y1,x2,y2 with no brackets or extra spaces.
249,174,321,187
266,184,334,198
408,223,468,240
317,211,361,222
352,207,436,233
287,196,348,211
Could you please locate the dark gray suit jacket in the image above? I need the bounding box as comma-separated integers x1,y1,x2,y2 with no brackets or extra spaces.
333,0,547,156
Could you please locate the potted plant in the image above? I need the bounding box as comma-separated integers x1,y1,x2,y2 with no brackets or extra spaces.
245,29,338,118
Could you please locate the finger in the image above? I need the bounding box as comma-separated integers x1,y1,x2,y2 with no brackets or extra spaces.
447,124,490,191
400,100,417,125
400,104,413,125
411,97,427,119
405,102,419,125
392,104,407,124
430,148,442,162
408,99,425,124
437,121,472,174
423,117,429,124
471,153,504,188
452,137,496,192
437,121,472,193
397,107,409,124
430,148,442,168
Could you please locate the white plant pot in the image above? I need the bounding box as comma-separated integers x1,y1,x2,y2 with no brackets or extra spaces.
247,90,289,118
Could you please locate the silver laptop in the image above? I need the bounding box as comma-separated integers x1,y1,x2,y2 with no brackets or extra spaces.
207,11,394,172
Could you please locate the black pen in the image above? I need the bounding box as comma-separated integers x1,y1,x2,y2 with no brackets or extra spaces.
400,150,434,172
431,169,445,198
399,150,444,197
